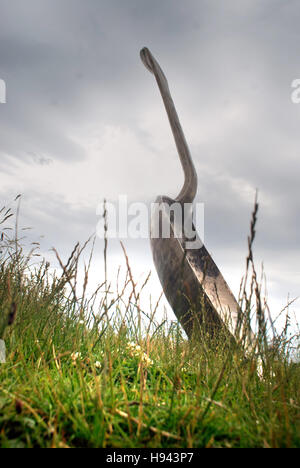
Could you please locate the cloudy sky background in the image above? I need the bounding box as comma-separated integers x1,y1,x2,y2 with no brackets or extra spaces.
1,0,300,335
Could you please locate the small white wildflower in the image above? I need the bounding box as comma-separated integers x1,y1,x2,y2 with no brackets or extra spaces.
127,342,140,351
158,401,166,407
95,361,101,369
127,342,141,357
141,353,153,366
71,352,82,361
126,342,153,366
79,320,85,325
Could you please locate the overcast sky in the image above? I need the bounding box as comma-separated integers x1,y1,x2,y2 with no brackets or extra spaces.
1,0,299,335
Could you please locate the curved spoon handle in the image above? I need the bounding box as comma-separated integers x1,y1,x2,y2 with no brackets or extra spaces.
140,47,198,204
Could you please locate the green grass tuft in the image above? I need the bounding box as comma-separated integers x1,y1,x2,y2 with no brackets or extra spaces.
0,200,299,448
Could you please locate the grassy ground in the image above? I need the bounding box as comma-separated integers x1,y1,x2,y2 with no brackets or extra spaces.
0,200,299,448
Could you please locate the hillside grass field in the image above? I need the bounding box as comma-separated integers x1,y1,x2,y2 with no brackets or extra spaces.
0,200,299,448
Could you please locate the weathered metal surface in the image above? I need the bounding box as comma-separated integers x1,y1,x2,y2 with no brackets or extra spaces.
150,196,241,340
141,47,253,344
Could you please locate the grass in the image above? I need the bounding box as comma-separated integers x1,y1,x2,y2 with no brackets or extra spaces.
0,198,299,448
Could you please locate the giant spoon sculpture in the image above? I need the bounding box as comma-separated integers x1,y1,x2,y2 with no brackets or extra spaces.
140,47,254,346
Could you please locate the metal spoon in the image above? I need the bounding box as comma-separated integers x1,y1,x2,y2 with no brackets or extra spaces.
140,47,253,345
